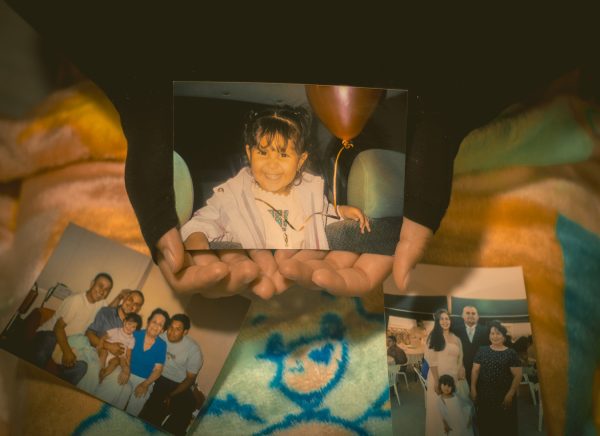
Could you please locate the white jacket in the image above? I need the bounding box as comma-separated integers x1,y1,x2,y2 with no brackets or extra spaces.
180,167,337,249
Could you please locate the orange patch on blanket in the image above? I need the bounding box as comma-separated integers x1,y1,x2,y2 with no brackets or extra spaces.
18,81,127,163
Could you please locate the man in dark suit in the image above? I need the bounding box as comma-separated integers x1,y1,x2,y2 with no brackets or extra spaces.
454,306,490,385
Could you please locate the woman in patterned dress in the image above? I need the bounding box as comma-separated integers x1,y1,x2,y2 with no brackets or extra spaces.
470,321,522,436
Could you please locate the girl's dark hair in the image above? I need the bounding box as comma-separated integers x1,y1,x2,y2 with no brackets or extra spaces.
124,312,143,330
243,105,312,157
489,320,512,346
438,374,456,393
428,309,450,352
147,308,170,330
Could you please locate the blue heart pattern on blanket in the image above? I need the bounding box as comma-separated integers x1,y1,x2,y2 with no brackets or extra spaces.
308,343,334,365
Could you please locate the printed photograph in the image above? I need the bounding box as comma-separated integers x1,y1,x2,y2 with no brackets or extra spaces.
173,81,407,254
383,265,543,436
0,223,251,435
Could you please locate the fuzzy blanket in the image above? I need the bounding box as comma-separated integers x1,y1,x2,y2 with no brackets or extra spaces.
1,81,599,435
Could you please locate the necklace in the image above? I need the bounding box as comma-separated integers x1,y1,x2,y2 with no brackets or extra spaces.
268,207,290,246
255,197,295,247
254,197,340,248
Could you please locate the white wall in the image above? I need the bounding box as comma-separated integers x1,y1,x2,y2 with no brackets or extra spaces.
36,224,150,301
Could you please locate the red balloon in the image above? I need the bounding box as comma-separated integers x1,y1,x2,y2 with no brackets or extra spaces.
306,85,383,142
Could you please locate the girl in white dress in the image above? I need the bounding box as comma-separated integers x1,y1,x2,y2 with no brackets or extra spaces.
437,374,474,436
181,106,370,250
424,309,468,436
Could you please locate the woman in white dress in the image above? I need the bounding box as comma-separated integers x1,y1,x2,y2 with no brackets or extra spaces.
424,309,468,435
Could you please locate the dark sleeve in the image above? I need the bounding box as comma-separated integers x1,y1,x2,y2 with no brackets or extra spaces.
399,348,408,365
120,85,178,261
473,346,485,365
403,92,464,233
508,349,521,368
157,339,167,365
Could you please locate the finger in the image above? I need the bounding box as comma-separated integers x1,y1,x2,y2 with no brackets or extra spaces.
246,250,277,299
312,253,393,296
156,228,186,274
365,217,371,232
277,250,328,290
216,250,262,294
158,252,230,298
322,250,360,270
297,250,359,289
392,217,433,291
273,249,299,263
249,250,292,297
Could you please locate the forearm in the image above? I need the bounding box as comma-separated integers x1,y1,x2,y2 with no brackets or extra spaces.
471,368,480,390
168,375,196,398
53,320,72,355
141,366,163,386
86,330,102,348
508,372,522,396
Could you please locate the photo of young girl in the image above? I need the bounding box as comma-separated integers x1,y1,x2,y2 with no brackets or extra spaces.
181,105,370,250
174,82,407,253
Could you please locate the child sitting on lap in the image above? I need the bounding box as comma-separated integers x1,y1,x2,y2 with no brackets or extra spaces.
98,312,142,382
181,105,370,250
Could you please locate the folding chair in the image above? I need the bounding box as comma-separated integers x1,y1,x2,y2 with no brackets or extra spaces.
413,365,427,409
388,364,401,406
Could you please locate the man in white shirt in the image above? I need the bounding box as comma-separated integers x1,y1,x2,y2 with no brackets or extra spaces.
30,273,113,384
454,305,490,385
139,313,203,435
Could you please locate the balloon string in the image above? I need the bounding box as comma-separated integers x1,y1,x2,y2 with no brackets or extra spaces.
333,140,354,216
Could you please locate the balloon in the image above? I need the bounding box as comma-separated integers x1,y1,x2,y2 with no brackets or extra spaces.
306,85,383,142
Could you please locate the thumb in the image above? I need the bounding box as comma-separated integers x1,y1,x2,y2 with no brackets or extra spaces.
156,227,185,274
393,217,432,291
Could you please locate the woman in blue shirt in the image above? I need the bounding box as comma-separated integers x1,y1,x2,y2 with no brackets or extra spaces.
96,308,169,416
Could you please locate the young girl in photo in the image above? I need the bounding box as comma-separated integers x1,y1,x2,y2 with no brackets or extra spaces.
181,105,370,250
437,374,474,436
97,312,142,382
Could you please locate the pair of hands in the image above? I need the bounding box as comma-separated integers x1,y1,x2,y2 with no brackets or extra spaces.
156,217,432,299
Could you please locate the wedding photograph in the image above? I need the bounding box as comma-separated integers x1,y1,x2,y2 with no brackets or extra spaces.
383,265,543,436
